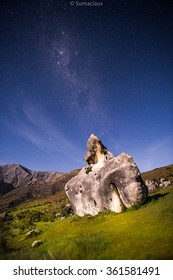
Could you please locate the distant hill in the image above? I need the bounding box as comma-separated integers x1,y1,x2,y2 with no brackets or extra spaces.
141,164,173,184
0,164,63,190
0,164,80,210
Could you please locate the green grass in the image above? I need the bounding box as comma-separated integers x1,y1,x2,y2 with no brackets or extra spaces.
0,185,173,260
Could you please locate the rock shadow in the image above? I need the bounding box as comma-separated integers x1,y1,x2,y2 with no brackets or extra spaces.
145,192,169,204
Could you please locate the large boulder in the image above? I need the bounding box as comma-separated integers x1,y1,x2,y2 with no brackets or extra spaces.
65,134,148,216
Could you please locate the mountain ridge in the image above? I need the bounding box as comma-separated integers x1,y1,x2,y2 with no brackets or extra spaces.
0,164,80,210
0,164,63,188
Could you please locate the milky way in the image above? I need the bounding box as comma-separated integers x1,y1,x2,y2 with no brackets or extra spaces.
0,0,173,172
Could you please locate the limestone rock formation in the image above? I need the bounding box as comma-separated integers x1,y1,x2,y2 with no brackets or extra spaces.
65,134,148,216
145,178,171,193
145,180,158,192
31,240,42,248
25,229,40,238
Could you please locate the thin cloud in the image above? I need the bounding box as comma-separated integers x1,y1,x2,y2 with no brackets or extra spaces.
3,102,84,165
134,136,173,172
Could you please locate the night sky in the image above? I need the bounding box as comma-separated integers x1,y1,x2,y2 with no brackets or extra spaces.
0,0,173,172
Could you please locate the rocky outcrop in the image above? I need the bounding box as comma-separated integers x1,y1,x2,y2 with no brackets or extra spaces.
145,178,171,193
31,240,42,248
25,229,40,238
65,134,148,216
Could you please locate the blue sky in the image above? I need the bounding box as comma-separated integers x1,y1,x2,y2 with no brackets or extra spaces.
0,0,173,172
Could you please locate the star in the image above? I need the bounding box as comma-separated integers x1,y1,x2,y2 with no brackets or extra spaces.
0,0,172,174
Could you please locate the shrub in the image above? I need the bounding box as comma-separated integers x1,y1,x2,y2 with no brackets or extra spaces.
0,235,8,254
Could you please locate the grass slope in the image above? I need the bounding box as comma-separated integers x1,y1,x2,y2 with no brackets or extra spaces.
0,185,173,260
141,164,173,183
